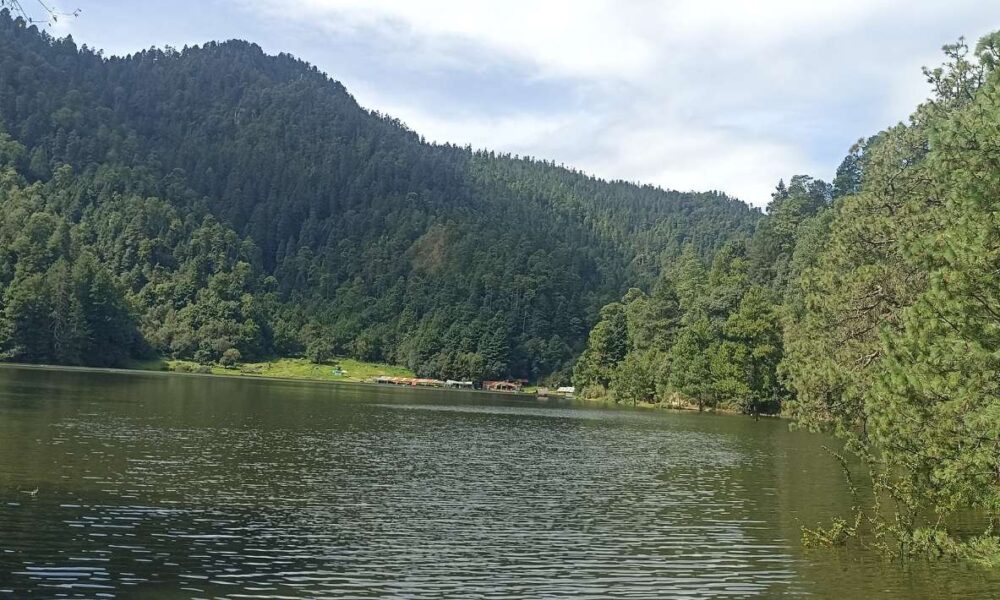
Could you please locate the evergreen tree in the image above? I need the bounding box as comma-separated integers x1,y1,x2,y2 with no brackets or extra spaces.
714,286,784,415
572,302,628,394
668,315,717,409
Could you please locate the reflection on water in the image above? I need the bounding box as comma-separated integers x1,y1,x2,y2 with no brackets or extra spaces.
0,366,996,599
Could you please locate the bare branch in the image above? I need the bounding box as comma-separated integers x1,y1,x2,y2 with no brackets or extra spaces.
1,0,79,26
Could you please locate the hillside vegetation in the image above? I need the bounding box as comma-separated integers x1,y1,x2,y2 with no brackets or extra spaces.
0,11,758,379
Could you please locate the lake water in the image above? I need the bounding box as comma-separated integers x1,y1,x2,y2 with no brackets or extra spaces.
0,365,995,599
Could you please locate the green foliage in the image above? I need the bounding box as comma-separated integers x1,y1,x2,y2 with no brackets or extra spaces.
801,515,859,549
0,12,759,378
219,347,241,367
609,350,659,405
780,35,1000,558
713,286,784,415
304,334,335,365
872,37,1000,523
668,314,718,408
572,302,628,393
574,248,786,413
0,167,144,366
0,158,276,367
748,175,829,292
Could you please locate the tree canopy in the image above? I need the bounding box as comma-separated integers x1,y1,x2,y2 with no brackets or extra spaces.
0,11,759,377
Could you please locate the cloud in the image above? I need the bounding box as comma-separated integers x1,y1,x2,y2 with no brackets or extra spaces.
246,0,657,79
226,1,1000,205
350,84,590,156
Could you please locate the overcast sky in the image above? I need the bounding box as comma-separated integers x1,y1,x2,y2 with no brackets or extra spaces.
43,0,1000,206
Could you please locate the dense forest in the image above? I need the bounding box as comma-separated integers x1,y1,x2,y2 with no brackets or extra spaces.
574,34,1000,562
0,11,759,379
572,174,827,413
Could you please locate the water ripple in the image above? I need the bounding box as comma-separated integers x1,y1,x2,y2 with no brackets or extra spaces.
1,368,996,599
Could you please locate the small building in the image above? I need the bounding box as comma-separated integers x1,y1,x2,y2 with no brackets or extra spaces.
484,380,523,392
556,386,576,396
445,380,474,389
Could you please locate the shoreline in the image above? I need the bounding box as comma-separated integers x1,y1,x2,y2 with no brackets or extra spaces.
572,393,785,418
0,360,545,399
0,361,783,417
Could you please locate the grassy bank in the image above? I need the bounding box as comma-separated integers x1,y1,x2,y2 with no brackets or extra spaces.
133,356,415,384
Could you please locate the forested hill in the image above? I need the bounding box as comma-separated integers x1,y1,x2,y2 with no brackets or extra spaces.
0,12,759,379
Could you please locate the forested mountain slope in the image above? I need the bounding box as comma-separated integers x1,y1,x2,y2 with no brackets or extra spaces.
0,12,759,378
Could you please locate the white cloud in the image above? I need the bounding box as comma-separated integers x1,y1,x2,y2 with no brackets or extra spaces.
249,0,656,79
233,0,1000,206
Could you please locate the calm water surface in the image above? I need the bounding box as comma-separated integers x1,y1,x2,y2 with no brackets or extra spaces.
0,365,996,599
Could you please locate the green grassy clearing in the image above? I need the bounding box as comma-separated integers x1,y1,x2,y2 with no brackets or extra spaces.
136,356,415,384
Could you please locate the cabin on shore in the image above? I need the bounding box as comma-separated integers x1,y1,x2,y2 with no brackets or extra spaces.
445,380,474,389
556,386,576,397
374,376,446,388
483,380,523,392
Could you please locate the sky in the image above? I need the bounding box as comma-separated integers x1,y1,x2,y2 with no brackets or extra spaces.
38,0,1000,207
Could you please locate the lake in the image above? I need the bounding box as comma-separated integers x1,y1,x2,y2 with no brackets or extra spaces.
0,365,995,599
